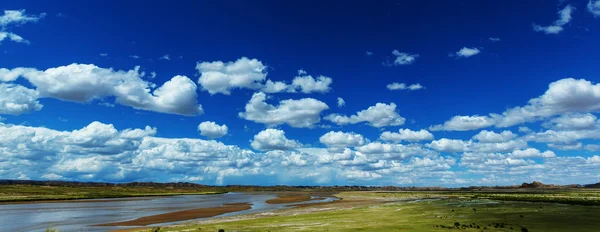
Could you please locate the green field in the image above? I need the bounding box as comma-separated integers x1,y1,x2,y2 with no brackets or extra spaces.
0,184,221,203
150,190,600,232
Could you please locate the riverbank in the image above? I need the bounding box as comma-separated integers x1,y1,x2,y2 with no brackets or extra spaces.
131,190,600,232
0,184,224,204
96,203,253,226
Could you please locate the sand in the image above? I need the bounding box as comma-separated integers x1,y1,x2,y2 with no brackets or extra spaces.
95,203,252,226
265,195,312,204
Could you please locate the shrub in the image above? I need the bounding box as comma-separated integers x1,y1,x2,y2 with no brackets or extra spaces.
45,228,59,232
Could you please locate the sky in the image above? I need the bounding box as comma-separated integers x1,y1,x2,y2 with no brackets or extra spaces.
0,0,599,186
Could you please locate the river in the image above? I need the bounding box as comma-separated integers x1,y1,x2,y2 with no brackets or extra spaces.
0,192,336,232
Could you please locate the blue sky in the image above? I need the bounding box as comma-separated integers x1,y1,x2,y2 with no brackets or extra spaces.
1,0,600,186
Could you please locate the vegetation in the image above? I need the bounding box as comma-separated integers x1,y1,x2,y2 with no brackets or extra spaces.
0,184,222,203
151,191,600,232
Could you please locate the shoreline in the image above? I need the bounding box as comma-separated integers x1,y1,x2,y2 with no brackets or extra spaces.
95,202,253,226
0,192,227,205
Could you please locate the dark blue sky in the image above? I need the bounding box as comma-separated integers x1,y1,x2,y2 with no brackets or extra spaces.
0,0,599,186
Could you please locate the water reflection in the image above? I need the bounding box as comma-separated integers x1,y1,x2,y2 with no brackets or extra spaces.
0,193,336,232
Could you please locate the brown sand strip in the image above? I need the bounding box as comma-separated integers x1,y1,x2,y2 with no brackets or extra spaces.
95,203,252,226
265,195,312,204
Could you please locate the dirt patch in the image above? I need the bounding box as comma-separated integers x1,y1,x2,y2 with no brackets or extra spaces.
96,203,252,226
266,195,312,204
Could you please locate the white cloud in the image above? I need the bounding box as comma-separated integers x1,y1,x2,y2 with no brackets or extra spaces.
288,74,332,94
533,5,574,34
489,37,501,42
337,97,345,107
391,50,419,65
0,32,29,44
99,53,108,57
0,63,203,116
0,10,44,45
428,138,526,153
366,51,373,56
261,80,288,93
430,115,496,131
325,103,405,128
159,54,171,60
524,128,600,145
239,92,329,128
0,10,44,27
0,83,43,115
454,47,481,58
433,78,600,131
496,78,600,127
589,0,600,17
542,113,598,131
428,138,469,153
472,130,516,143
380,129,434,143
510,148,556,159
196,57,267,95
386,82,424,91
548,142,583,150
261,70,333,94
319,131,365,149
198,121,228,139
1,120,598,186
585,144,600,151
251,128,300,151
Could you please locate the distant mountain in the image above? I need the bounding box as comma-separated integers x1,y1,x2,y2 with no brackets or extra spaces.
520,181,548,188
584,182,600,188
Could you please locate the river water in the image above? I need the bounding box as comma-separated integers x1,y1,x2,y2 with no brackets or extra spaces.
0,192,336,232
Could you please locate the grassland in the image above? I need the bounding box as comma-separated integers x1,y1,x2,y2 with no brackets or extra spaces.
0,184,222,203
141,190,600,232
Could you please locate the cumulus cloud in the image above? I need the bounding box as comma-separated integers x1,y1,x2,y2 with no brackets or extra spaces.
432,78,600,131
239,92,329,128
428,138,526,153
0,64,203,116
0,83,43,115
251,128,300,151
428,138,470,153
542,113,598,131
196,57,267,95
319,131,365,150
590,0,600,17
472,130,517,143
380,129,434,143
337,97,345,107
261,70,333,94
391,50,419,65
523,128,600,145
262,80,288,94
325,103,405,128
430,115,496,131
0,120,597,186
489,37,501,42
509,148,556,159
533,5,574,34
453,47,481,58
386,82,424,91
288,71,332,93
198,121,228,139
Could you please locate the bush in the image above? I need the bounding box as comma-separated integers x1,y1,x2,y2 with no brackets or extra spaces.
45,228,59,232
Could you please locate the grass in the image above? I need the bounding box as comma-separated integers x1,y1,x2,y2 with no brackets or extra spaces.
147,190,600,232
0,184,222,203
